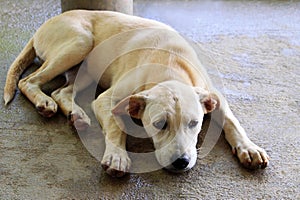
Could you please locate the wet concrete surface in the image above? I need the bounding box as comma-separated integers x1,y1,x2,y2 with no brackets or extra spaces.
1,0,300,199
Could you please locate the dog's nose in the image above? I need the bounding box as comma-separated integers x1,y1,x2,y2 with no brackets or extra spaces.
172,154,190,170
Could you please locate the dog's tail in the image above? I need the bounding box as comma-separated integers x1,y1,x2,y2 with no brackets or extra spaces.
4,37,36,105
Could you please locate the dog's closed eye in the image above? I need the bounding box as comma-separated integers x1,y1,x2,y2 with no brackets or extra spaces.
188,120,198,129
153,119,168,130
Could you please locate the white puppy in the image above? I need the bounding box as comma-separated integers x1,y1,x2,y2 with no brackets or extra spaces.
4,10,269,177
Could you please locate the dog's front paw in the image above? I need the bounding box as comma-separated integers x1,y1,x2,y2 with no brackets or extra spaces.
69,109,91,131
233,141,269,169
36,97,58,117
101,150,131,177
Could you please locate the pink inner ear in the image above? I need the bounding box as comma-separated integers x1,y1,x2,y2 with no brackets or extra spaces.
111,95,146,119
202,95,219,113
204,98,217,112
128,96,146,119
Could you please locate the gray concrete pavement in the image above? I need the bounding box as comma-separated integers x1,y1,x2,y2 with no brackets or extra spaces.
1,0,299,199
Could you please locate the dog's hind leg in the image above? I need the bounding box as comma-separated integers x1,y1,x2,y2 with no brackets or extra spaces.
51,68,92,131
18,40,93,117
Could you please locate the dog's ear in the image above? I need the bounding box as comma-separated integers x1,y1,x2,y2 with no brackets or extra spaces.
112,95,146,119
201,94,220,114
194,87,220,114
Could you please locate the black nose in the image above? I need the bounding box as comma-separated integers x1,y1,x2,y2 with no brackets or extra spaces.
172,154,190,170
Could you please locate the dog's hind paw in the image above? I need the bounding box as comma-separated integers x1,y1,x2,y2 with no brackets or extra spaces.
101,151,131,177
233,141,270,169
36,97,57,118
69,110,91,131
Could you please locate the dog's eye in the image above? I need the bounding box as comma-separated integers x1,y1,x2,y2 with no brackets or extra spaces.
188,120,198,129
153,119,168,130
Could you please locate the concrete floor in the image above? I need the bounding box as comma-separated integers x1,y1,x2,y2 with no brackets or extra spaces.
1,0,299,199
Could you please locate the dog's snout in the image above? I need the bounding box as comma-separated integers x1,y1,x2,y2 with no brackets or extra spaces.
172,154,190,170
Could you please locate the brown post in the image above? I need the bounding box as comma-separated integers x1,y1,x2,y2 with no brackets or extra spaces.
61,0,133,14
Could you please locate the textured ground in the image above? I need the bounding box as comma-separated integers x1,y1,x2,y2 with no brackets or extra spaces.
0,0,299,199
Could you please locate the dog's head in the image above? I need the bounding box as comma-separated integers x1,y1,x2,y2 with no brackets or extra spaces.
112,81,219,172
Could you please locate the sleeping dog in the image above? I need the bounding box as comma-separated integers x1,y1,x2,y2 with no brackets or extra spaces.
4,10,269,177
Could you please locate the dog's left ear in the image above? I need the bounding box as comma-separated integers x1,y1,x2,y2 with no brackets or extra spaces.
112,95,147,119
194,87,220,114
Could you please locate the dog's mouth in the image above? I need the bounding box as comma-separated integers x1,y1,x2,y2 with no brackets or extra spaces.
163,165,191,173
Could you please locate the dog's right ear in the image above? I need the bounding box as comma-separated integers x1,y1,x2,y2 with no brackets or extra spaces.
112,95,147,119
